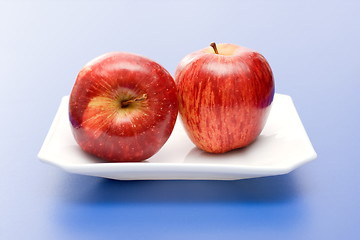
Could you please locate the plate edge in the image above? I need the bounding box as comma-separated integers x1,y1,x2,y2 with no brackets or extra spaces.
37,96,69,162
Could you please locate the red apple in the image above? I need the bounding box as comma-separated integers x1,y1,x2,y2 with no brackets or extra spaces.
175,43,274,153
69,52,178,162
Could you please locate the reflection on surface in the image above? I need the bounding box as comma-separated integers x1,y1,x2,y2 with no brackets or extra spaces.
59,173,299,204
53,172,308,238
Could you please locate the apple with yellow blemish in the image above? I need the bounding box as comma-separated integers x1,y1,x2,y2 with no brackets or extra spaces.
175,43,274,153
69,52,178,162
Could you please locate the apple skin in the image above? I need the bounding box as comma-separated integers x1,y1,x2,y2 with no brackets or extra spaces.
175,43,274,153
69,52,178,162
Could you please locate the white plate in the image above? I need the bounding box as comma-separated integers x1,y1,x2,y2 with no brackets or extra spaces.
38,93,316,180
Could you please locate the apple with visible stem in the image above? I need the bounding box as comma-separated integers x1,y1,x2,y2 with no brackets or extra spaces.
69,52,178,162
175,42,274,153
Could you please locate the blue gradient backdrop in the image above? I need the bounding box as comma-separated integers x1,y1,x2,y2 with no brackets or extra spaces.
1,1,359,239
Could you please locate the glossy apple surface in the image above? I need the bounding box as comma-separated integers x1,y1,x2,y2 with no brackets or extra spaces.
175,43,274,153
69,52,178,162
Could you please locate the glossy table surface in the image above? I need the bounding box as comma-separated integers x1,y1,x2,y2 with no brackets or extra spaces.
1,1,359,239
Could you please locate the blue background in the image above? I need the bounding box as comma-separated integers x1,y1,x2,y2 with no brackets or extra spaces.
1,0,359,239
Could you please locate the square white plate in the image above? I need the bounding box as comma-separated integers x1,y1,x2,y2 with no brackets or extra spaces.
38,93,316,180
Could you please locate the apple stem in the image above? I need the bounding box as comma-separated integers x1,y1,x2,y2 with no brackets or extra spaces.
210,42,219,54
121,94,148,108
